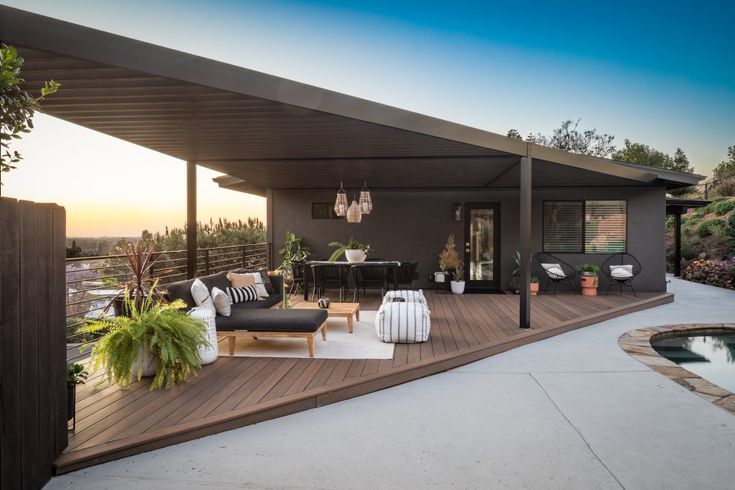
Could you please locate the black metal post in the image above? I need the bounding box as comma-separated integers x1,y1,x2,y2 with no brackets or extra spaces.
673,210,682,277
519,153,532,329
186,161,197,279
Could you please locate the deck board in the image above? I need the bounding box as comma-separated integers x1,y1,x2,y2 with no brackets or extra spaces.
56,290,673,473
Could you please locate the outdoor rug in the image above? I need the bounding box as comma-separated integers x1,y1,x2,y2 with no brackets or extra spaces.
218,310,395,359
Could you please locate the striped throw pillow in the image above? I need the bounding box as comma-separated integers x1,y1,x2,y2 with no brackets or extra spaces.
226,285,259,304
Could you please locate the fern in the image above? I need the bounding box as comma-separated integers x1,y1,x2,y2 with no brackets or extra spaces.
79,285,208,391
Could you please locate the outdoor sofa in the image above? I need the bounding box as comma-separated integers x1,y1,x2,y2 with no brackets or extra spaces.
165,270,328,357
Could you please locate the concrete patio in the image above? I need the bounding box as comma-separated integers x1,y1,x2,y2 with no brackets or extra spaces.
46,277,735,489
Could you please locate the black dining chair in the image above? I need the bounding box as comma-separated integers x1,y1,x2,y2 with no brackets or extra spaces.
601,252,642,297
390,262,418,289
534,252,578,295
288,262,306,297
352,264,389,301
310,264,347,301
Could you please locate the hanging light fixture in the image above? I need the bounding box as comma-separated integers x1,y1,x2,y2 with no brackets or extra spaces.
346,194,362,223
358,181,373,215
334,182,348,217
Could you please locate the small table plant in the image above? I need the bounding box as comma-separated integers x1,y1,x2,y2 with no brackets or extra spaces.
577,264,601,296
67,362,89,431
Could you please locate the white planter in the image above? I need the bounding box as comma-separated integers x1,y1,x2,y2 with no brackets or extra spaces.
434,271,446,283
345,249,366,263
450,281,465,294
132,345,158,377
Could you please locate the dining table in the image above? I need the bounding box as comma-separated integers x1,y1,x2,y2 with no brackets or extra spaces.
303,260,401,301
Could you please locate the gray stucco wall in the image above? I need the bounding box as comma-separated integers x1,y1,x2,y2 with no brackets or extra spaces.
269,186,667,292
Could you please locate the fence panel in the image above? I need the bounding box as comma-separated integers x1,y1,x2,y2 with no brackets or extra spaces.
1,198,68,489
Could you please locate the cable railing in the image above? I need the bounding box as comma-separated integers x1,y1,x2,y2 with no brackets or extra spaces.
65,242,271,360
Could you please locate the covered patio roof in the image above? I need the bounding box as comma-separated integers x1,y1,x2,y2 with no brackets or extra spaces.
2,5,703,196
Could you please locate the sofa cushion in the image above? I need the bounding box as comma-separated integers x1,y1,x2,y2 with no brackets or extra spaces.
214,307,328,333
165,271,230,309
227,294,281,310
191,278,216,316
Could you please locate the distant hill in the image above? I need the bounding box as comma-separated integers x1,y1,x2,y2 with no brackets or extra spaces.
65,237,137,257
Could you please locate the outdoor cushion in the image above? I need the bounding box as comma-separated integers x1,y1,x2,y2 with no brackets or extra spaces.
211,286,232,316
214,307,328,333
383,289,428,305
165,271,230,309
228,294,281,310
227,285,259,303
191,278,216,316
610,265,634,279
541,263,566,279
228,272,269,298
375,301,431,343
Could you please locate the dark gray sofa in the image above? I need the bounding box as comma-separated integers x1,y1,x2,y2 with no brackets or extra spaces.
164,270,329,357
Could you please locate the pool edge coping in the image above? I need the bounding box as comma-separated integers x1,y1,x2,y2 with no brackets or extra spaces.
618,323,735,416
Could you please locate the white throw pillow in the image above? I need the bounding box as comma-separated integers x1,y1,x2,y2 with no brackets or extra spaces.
610,265,634,279
541,263,566,279
211,286,231,316
190,278,216,316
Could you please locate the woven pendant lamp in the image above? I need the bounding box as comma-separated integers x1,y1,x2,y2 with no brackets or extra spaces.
346,195,362,223
358,181,373,214
334,182,348,216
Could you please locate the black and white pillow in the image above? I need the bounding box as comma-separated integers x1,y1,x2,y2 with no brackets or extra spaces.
226,285,259,304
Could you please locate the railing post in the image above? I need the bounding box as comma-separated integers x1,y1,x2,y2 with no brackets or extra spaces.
204,248,210,275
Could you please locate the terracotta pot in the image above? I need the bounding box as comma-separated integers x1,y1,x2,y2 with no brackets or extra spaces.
530,282,539,296
580,274,599,296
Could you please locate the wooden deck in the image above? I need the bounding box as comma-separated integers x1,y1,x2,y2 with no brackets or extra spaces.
56,290,673,473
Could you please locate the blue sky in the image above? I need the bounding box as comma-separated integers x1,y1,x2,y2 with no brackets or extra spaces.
3,0,734,235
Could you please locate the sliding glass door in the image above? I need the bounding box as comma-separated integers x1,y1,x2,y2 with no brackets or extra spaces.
464,203,500,291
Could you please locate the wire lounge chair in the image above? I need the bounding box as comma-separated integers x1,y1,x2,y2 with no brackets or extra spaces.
534,252,578,295
601,252,642,297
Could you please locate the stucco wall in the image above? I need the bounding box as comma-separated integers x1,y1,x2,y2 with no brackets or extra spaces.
269,186,667,292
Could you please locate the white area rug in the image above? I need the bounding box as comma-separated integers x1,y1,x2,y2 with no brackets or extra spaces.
218,310,395,359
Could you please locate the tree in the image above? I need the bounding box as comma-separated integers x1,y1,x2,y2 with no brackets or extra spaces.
612,140,695,173
713,145,735,181
66,239,82,258
0,44,60,185
511,119,616,158
506,129,522,140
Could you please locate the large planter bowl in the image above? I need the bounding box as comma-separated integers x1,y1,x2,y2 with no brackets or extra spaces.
345,249,366,263
450,280,465,295
132,345,158,377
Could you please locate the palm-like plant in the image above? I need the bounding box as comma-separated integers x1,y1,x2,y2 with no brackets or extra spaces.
80,285,209,391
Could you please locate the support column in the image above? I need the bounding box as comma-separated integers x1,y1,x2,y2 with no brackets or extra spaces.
673,210,682,277
519,152,532,329
187,161,197,279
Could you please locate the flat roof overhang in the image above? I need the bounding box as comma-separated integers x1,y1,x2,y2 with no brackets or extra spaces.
1,5,704,196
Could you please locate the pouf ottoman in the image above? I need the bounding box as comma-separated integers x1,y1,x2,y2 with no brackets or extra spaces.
375,301,431,343
382,289,428,305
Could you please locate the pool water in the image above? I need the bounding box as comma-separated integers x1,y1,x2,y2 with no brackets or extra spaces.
652,333,735,393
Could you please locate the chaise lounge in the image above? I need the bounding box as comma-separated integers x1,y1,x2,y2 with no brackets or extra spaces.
165,270,328,357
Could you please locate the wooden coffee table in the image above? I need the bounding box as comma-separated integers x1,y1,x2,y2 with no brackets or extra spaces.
293,302,360,333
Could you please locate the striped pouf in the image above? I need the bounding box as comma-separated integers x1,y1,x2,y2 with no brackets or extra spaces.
382,289,428,305
375,301,431,343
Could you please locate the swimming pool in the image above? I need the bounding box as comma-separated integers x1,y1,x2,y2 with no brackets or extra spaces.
652,333,735,393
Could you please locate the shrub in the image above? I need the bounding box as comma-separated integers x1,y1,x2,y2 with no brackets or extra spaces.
682,259,734,290
698,218,726,238
714,177,735,197
711,198,735,216
680,237,700,260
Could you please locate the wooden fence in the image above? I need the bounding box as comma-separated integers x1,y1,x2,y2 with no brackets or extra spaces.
1,198,68,489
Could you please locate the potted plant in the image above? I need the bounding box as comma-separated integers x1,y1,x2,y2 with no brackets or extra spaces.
278,230,310,303
576,264,601,296
328,237,371,263
67,362,88,430
530,276,540,295
110,242,168,317
79,286,209,391
439,234,465,294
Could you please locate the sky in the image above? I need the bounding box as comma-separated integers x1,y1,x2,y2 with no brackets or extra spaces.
3,0,734,236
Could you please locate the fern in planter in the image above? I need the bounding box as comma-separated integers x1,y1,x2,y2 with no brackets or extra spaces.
79,287,209,391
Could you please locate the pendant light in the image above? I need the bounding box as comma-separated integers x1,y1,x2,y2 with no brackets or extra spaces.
346,194,362,223
334,182,348,216
358,181,373,215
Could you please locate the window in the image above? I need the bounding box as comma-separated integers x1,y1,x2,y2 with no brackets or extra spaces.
584,200,626,253
543,200,626,253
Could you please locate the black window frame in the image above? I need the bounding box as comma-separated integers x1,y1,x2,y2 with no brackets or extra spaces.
542,199,628,254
